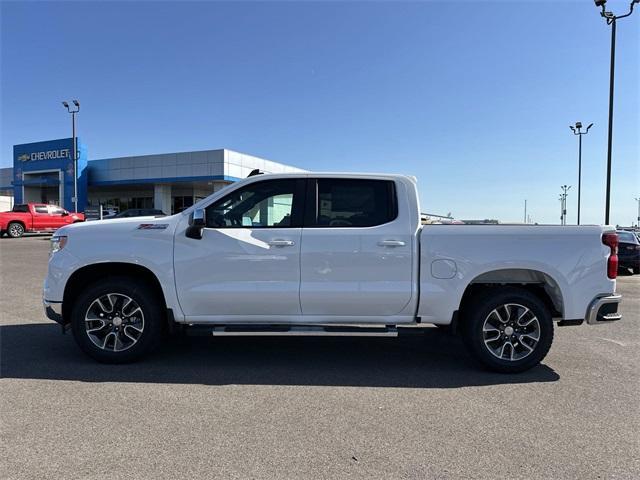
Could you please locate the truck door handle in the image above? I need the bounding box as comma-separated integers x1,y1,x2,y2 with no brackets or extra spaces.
378,240,406,247
268,239,295,247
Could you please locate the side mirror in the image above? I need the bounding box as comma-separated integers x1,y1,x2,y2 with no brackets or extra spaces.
61,211,69,216
186,208,206,239
191,208,205,226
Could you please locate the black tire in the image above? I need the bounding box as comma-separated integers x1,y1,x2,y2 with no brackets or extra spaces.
633,267,640,275
461,287,554,373
71,276,165,363
7,222,25,238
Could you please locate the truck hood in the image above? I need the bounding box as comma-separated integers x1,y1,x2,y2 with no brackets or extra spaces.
50,214,182,291
55,214,182,237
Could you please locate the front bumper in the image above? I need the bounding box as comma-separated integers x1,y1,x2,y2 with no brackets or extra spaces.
585,294,622,325
43,299,64,325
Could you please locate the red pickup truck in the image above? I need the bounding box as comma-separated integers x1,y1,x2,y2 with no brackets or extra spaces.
0,203,85,238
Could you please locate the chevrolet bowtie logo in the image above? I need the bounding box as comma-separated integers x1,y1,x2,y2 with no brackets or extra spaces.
18,153,30,162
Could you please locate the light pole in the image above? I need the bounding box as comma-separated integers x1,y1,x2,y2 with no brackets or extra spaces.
62,100,80,213
594,0,639,225
569,122,593,225
635,197,640,227
559,194,564,225
560,185,571,225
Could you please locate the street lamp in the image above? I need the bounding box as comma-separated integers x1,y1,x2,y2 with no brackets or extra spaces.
635,197,640,227
559,194,564,225
569,122,593,225
594,0,639,225
62,100,80,213
560,185,572,225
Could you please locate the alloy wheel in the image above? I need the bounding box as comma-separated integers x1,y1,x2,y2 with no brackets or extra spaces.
9,223,24,237
84,293,145,352
482,303,541,361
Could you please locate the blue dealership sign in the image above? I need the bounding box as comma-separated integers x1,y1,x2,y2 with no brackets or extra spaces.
13,138,88,211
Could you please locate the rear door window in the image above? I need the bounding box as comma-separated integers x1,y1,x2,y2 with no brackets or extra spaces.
34,206,49,214
309,179,397,227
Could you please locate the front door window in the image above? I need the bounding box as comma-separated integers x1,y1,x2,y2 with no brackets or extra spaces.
205,179,300,228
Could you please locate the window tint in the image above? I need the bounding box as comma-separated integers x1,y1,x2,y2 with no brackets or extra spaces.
206,179,298,228
12,204,28,213
313,179,397,227
34,206,49,214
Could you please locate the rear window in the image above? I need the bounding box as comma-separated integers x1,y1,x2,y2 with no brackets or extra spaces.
617,231,639,244
12,204,28,213
313,179,397,227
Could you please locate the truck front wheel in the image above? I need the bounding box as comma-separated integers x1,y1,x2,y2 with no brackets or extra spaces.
70,277,165,363
7,222,25,238
461,288,554,373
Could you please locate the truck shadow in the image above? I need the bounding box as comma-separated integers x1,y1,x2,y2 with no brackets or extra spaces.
0,323,559,388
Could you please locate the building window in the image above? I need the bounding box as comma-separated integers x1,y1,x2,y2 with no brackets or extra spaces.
172,196,193,214
88,196,153,214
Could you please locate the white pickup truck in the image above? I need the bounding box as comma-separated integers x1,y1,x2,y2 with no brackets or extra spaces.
43,173,622,372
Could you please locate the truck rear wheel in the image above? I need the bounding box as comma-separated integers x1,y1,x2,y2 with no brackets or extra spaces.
70,277,165,363
461,287,553,373
7,222,25,238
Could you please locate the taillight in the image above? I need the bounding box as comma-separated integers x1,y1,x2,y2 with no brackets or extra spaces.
602,232,618,279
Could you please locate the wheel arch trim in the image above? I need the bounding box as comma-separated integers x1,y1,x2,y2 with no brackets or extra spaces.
62,262,169,325
460,268,565,319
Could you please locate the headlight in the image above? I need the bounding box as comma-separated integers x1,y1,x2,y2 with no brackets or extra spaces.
50,235,68,254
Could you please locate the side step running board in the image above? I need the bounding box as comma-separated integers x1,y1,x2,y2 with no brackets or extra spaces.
186,325,399,337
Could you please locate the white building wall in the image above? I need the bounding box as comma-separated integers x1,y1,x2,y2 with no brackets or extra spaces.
0,195,14,212
224,150,305,179
89,149,226,184
153,184,172,214
86,148,305,186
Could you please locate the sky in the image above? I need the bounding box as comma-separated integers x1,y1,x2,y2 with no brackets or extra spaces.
1,0,638,225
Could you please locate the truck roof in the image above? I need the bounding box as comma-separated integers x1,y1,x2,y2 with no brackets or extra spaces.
242,172,418,182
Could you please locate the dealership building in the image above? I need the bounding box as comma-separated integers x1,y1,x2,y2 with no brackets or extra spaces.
0,138,304,214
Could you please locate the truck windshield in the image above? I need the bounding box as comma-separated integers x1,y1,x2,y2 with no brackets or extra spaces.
617,232,639,244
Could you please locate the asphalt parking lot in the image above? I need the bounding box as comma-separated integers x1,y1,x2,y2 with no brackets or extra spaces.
1,235,638,479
